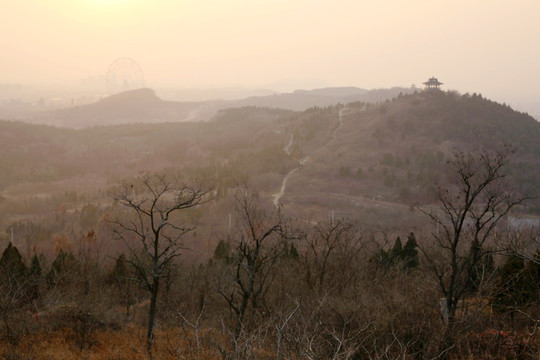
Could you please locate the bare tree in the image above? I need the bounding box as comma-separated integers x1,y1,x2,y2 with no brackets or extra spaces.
274,297,300,360
112,172,209,355
418,147,531,341
216,187,288,351
503,226,540,265
0,271,31,344
167,296,206,360
303,221,363,295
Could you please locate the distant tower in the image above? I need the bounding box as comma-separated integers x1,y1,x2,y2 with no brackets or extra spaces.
423,76,443,90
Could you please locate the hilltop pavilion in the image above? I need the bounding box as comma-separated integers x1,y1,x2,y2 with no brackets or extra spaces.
423,77,443,90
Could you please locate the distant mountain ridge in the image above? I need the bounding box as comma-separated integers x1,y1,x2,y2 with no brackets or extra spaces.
27,86,414,128
231,86,413,111
292,87,367,97
31,88,213,128
98,88,162,105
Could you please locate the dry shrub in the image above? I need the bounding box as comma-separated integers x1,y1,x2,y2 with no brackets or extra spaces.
164,326,232,360
458,329,539,360
0,325,240,360
0,310,33,345
35,303,103,350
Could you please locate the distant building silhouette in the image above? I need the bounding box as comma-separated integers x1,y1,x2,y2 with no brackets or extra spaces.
423,77,443,90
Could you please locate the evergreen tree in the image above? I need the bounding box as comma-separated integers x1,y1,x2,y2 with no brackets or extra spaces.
402,232,419,269
109,254,136,318
373,234,419,272
109,254,128,283
0,242,27,279
370,249,390,271
389,236,403,264
46,249,77,288
213,239,231,262
27,254,42,300
29,254,42,277
289,243,299,259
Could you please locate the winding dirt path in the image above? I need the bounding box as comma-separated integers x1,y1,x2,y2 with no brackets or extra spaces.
284,133,294,156
273,107,347,208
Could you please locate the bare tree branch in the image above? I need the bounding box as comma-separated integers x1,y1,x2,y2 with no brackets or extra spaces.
110,171,211,355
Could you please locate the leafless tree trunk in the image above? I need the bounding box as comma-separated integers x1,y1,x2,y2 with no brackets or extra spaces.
303,221,364,295
418,146,532,352
111,172,209,356
217,187,288,353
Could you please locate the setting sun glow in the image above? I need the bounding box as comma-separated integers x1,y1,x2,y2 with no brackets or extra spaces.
0,0,538,105
83,0,135,6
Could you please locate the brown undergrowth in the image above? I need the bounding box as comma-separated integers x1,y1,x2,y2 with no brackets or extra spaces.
0,325,228,360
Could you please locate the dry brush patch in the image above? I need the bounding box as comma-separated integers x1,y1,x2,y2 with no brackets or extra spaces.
0,326,227,360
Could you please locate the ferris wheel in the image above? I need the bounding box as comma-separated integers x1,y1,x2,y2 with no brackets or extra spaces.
106,57,146,94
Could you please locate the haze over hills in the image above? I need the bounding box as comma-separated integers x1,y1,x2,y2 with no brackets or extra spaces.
232,86,413,111
1,87,539,358
29,88,219,128
1,89,538,236
26,86,415,128
2,1,540,356
293,87,367,97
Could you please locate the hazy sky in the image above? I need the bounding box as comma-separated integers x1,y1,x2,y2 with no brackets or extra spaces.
1,0,539,102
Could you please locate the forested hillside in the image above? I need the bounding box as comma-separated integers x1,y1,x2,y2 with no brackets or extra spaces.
280,90,540,223
1,90,539,241
0,90,538,359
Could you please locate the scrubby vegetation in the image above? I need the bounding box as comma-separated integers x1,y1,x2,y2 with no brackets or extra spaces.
1,150,538,359
0,209,538,359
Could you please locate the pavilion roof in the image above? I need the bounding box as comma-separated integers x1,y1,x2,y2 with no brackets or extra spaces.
423,77,443,85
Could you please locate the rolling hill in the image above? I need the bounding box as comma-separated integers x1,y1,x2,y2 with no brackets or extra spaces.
30,88,220,128
27,87,414,128
279,90,540,223
1,89,539,249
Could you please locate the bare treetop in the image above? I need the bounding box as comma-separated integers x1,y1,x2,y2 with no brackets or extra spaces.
419,146,533,332
111,171,211,354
